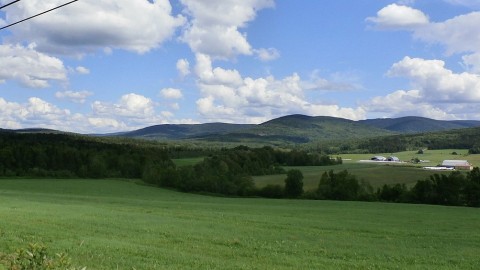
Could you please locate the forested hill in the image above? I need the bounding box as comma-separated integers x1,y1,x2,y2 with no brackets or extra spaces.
196,115,394,144
360,116,480,133
119,123,254,139
115,114,480,144
3,114,480,145
339,126,480,154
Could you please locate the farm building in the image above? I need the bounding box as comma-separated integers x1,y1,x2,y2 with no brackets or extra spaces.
387,156,400,162
441,160,473,171
371,156,387,161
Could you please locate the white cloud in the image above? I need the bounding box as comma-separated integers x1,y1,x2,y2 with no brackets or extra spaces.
364,57,480,120
180,0,274,59
3,0,185,55
193,54,366,123
176,59,190,77
55,90,93,104
462,53,480,74
92,93,155,118
75,66,90,75
0,44,67,88
255,48,280,62
413,12,480,55
366,4,429,30
364,90,458,120
388,56,480,103
160,88,183,99
0,97,79,129
88,117,126,131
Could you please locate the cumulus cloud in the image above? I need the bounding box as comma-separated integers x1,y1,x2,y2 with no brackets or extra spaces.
462,53,480,74
160,88,183,99
3,0,185,55
88,117,126,131
413,12,480,56
0,44,67,88
176,58,190,77
193,54,366,123
0,97,78,129
55,90,93,103
180,0,274,59
388,56,480,103
255,48,280,62
364,57,480,119
92,93,155,118
364,89,458,120
366,4,429,30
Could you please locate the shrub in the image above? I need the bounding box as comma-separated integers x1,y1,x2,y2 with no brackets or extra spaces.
258,184,284,198
0,243,85,270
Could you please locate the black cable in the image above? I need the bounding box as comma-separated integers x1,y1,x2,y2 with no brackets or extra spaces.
0,0,79,31
0,0,22,10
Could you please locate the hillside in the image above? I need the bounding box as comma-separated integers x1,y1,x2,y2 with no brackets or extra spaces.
360,116,480,133
206,115,394,144
120,123,254,139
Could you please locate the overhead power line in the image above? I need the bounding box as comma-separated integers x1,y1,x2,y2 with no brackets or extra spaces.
0,0,22,10
0,0,79,31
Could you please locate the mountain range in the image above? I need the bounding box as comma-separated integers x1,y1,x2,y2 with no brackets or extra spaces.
114,115,480,144
3,115,480,144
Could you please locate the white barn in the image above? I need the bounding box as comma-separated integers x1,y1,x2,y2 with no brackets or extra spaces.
441,160,473,171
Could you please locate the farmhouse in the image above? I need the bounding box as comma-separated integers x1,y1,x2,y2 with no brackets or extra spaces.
441,160,473,171
371,156,387,161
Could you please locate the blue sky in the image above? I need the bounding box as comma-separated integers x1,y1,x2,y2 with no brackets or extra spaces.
1,0,480,133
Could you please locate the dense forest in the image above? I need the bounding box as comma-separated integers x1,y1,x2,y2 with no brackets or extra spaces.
0,132,172,178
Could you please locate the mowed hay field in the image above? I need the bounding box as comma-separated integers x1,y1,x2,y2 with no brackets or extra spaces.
1,179,479,269
255,150,480,190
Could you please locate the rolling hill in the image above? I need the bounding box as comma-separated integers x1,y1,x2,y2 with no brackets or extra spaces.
119,123,254,139
360,116,480,133
3,114,480,145
195,115,394,144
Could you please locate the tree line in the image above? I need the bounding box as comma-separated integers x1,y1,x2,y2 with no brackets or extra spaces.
0,132,172,178
259,168,480,208
143,145,342,196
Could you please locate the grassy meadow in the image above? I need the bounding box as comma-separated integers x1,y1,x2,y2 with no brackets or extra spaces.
254,150,480,191
1,178,479,269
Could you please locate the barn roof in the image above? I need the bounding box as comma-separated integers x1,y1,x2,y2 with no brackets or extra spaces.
441,160,470,166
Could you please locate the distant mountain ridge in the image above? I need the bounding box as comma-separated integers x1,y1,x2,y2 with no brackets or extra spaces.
4,115,480,144
359,116,480,133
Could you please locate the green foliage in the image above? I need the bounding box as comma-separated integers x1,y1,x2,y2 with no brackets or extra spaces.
0,133,172,179
469,143,480,154
284,169,304,198
317,170,373,201
378,184,410,203
257,184,284,198
0,243,84,270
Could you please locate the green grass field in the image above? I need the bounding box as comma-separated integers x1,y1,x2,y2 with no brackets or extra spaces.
1,179,479,269
254,150,480,191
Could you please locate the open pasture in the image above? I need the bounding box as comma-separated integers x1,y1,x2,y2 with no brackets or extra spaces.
1,179,479,269
254,150,480,191
340,149,479,167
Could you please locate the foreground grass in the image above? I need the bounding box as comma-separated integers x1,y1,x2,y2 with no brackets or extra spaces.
1,179,479,269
